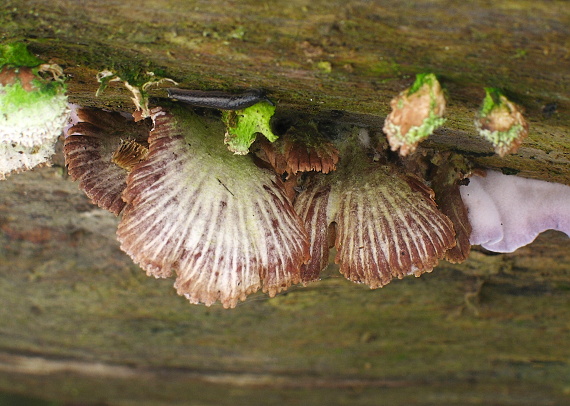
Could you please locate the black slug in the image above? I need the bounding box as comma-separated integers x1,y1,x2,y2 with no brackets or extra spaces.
166,88,271,110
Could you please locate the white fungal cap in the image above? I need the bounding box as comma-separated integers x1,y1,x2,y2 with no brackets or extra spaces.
460,170,570,252
0,66,69,179
117,106,310,308
0,141,56,180
0,91,69,148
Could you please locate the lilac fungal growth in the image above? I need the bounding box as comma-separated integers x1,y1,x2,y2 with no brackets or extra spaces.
460,170,570,253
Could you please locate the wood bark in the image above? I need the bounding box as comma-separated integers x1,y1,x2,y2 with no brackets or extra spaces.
1,1,569,404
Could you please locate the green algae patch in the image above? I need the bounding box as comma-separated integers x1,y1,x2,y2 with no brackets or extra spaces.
0,43,44,68
222,101,277,155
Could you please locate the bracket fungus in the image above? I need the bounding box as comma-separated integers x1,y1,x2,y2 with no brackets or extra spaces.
475,88,528,157
430,152,473,263
382,73,446,157
65,102,310,308
294,130,456,286
258,122,340,176
0,43,68,179
64,107,152,215
115,105,310,308
60,76,553,308
460,170,570,253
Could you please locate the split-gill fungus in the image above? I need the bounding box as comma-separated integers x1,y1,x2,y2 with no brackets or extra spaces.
429,152,473,263
117,106,310,308
65,104,310,308
0,43,68,179
64,107,152,215
255,122,340,200
293,129,457,286
64,100,467,307
60,82,565,308
258,122,340,176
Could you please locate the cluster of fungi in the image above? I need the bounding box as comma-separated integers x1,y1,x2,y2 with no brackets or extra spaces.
2,44,547,308
62,73,517,309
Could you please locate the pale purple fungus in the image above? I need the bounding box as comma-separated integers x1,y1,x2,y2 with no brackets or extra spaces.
460,170,570,253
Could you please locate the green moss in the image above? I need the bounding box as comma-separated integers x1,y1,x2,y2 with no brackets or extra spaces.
0,43,44,68
480,87,504,116
222,101,277,155
0,80,64,113
367,58,401,76
408,73,437,95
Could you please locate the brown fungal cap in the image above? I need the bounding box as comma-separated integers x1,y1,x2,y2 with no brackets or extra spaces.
258,123,340,176
294,131,456,287
430,152,472,263
112,138,149,172
64,107,151,215
117,106,309,308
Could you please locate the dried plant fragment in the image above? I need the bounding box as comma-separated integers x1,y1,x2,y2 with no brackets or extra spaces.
64,107,151,215
97,70,177,119
475,88,528,157
0,43,68,179
117,106,309,308
430,152,472,263
383,73,446,157
295,136,456,287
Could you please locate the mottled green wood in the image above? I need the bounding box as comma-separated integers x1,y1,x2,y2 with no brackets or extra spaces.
2,0,569,183
1,168,570,405
1,0,570,405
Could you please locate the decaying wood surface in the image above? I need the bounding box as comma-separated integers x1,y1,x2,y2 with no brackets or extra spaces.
1,0,569,405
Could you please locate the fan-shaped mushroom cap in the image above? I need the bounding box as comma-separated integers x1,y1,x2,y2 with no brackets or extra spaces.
255,122,340,202
275,124,340,175
117,106,310,308
64,107,151,215
294,138,456,287
430,153,472,263
460,170,570,253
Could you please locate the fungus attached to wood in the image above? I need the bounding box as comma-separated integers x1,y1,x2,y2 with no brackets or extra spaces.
259,122,340,176
430,152,473,263
474,88,528,157
117,106,310,308
382,73,446,157
294,129,456,286
460,170,570,253
0,43,68,179
64,107,151,215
